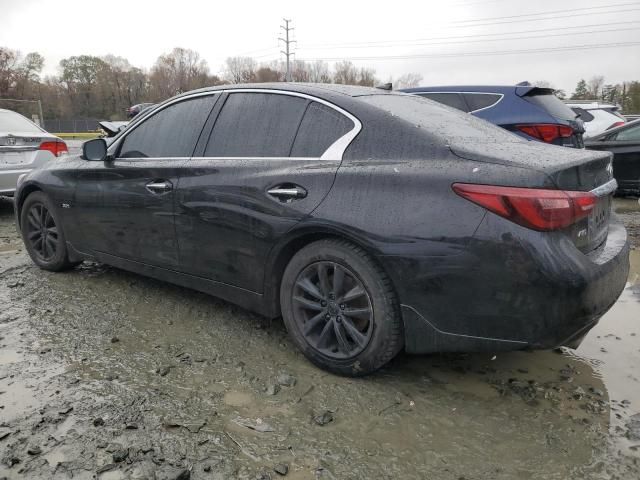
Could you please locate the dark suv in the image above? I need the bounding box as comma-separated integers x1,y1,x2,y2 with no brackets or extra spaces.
400,84,585,148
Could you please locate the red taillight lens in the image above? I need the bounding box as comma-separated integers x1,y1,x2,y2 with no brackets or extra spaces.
452,183,597,231
516,124,574,143
606,121,625,130
39,140,68,157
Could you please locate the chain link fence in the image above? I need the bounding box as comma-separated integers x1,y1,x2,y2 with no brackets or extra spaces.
41,119,101,133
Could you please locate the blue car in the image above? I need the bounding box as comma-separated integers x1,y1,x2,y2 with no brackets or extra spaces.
400,83,585,148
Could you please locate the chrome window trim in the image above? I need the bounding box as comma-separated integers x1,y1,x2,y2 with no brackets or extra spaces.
114,156,331,162
417,91,504,114
109,88,362,161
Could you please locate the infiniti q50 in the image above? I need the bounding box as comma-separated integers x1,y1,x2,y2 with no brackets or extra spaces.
14,84,629,376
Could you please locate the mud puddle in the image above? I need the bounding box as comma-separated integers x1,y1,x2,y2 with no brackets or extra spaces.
1,197,640,479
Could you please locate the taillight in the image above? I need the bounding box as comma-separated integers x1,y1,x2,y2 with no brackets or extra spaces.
606,121,625,130
39,140,68,157
516,124,574,143
452,183,597,231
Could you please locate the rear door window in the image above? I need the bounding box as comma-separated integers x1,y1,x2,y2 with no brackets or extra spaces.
205,93,308,157
463,93,502,112
417,92,469,112
118,95,217,158
291,102,353,157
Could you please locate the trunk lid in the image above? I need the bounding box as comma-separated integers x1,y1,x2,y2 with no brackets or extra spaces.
450,140,615,253
0,133,48,170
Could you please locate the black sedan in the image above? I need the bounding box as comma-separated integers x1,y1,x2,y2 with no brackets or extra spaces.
586,119,640,195
13,84,629,376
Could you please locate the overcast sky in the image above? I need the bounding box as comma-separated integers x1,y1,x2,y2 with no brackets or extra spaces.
1,0,639,93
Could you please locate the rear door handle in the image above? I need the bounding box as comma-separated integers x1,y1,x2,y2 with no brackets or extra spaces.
145,180,173,194
267,185,307,200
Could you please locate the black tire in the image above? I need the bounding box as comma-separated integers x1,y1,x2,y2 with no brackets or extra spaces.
280,239,403,376
20,191,79,272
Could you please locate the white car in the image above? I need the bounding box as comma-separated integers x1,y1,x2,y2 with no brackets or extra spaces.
564,101,626,138
0,109,67,197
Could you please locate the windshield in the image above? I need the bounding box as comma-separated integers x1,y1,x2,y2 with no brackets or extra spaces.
0,110,42,133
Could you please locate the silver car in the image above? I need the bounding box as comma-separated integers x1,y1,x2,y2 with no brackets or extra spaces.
0,109,67,197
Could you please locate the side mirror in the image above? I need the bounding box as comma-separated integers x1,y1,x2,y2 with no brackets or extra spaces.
82,138,108,161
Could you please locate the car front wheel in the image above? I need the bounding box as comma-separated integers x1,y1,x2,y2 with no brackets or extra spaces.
20,191,79,271
280,239,403,376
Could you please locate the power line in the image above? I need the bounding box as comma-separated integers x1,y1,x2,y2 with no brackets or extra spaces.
297,23,640,51
450,7,640,28
279,19,296,82
299,40,640,61
453,1,639,23
298,19,640,50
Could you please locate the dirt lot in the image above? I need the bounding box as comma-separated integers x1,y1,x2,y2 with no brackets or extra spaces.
0,194,639,480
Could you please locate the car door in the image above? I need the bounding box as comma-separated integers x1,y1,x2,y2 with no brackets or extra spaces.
587,122,640,193
175,90,358,293
72,94,218,268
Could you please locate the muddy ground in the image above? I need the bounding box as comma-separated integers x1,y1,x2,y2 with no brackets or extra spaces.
0,193,639,480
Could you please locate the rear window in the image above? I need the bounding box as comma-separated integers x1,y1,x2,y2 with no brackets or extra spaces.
417,92,468,112
523,91,576,121
0,110,42,133
361,94,521,144
463,93,502,112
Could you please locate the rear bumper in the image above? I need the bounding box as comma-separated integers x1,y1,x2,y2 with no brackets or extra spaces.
382,214,630,354
0,168,32,195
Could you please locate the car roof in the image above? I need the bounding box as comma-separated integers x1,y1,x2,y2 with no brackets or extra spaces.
181,82,397,98
399,85,520,94
564,101,620,110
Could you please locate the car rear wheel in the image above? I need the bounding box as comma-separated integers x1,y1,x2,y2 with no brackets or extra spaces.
20,191,79,271
280,239,403,376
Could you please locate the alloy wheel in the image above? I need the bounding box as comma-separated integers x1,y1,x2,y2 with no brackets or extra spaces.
292,261,373,359
25,203,59,262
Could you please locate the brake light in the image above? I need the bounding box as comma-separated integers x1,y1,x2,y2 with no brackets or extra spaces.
39,140,68,157
516,124,574,143
606,121,625,130
452,183,597,231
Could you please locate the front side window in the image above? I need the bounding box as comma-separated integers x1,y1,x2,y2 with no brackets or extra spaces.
417,92,469,112
119,95,217,158
291,102,353,157
205,93,308,157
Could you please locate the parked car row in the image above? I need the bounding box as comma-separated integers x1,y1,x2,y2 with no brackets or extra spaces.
12,83,630,376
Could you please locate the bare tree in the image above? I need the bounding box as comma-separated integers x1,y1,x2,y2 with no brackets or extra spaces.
356,67,377,87
223,57,257,84
255,66,281,83
308,60,331,83
587,76,605,99
150,48,211,99
395,73,423,89
0,47,20,96
333,61,358,85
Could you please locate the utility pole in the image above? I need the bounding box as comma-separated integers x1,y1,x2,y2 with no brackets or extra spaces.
279,18,296,82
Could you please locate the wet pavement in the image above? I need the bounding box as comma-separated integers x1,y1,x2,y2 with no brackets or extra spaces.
0,194,639,479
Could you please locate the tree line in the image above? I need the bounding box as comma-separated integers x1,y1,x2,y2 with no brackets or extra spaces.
1,45,639,122
1,46,425,121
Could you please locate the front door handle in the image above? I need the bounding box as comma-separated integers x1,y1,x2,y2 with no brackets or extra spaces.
145,180,173,195
267,185,307,200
